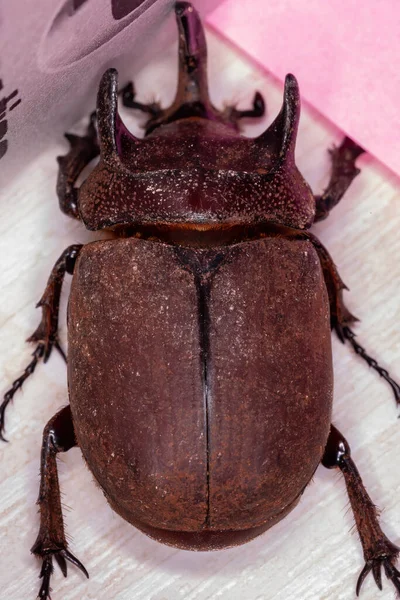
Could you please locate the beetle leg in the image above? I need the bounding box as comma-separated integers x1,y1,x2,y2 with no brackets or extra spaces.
322,424,400,596
309,233,400,406
340,326,400,405
314,137,365,222
120,81,162,118
0,245,82,441
31,405,89,600
223,91,266,125
57,112,99,219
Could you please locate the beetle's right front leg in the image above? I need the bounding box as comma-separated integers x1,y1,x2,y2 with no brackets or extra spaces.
0,244,82,441
323,424,400,595
31,405,88,600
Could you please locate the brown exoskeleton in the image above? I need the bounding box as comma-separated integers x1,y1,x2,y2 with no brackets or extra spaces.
1,3,399,598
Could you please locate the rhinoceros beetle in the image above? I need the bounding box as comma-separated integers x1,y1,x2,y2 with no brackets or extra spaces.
1,2,399,599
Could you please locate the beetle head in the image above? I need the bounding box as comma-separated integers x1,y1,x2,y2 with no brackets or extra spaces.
78,3,315,232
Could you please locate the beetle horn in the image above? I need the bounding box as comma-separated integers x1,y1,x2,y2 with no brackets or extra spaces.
256,74,300,163
173,2,211,108
97,68,140,161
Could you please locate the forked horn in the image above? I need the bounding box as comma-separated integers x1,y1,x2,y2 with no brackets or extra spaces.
97,68,140,161
143,1,217,130
173,2,211,108
257,74,300,164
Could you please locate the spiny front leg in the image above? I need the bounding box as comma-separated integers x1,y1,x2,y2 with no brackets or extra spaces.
31,405,88,599
0,245,82,441
314,137,364,222
322,425,400,595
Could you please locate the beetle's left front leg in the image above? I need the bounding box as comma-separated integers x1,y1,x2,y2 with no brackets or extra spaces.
322,424,400,595
309,233,400,406
31,405,88,600
0,244,82,441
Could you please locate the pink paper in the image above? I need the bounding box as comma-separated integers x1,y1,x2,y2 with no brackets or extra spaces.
207,0,400,177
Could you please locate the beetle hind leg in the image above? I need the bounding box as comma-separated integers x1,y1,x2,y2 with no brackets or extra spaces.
0,245,82,441
322,425,400,596
31,405,88,600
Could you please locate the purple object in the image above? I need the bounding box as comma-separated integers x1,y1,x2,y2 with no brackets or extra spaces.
0,0,221,183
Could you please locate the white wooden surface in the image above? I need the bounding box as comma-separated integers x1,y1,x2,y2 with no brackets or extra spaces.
1,31,400,600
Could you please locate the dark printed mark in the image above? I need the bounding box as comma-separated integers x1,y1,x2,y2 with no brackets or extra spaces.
71,0,149,20
41,0,158,69
73,0,89,9
0,80,21,161
112,0,149,20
